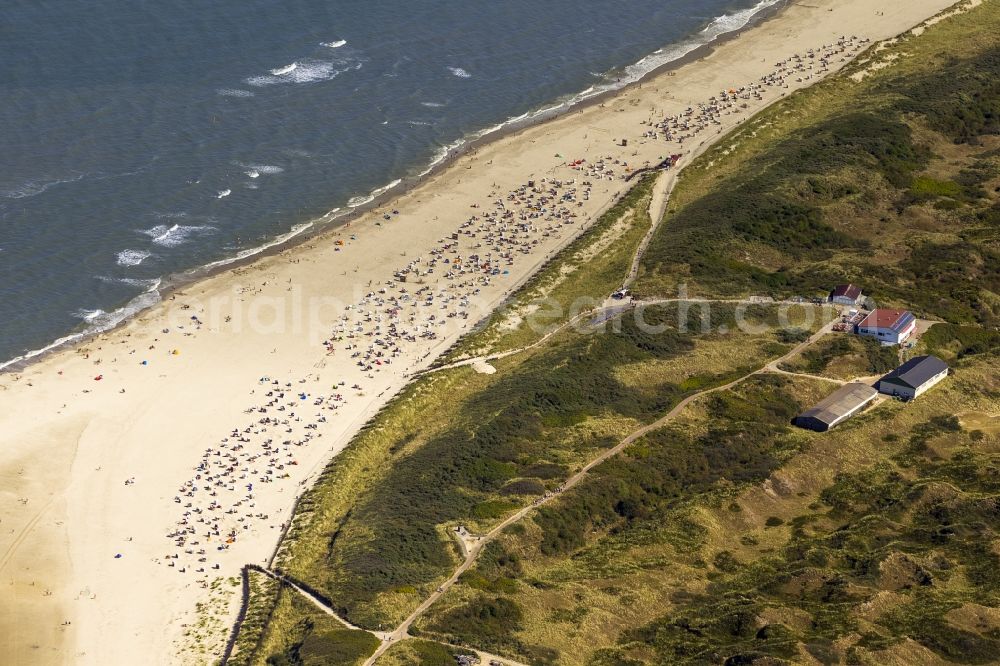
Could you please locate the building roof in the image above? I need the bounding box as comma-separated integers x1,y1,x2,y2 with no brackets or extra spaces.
880,355,949,390
831,284,862,300
797,382,878,427
860,308,915,332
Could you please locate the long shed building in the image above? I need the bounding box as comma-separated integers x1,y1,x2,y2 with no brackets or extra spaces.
877,355,949,400
794,382,879,432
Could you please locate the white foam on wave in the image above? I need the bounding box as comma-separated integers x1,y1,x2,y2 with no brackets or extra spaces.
238,163,284,178
117,249,151,267
0,278,163,372
375,178,402,197
217,189,231,198
141,223,216,248
622,0,781,85
417,139,466,178
217,88,255,98
248,164,284,175
447,67,471,79
347,178,403,208
247,59,362,87
271,62,298,76
703,0,782,36
2,173,85,199
321,40,347,48
461,106,551,148
97,275,162,290
347,194,374,208
421,101,446,108
75,308,106,324
201,217,326,272
0,273,164,372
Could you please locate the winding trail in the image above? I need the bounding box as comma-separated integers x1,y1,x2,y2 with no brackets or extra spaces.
764,366,847,385
359,316,838,666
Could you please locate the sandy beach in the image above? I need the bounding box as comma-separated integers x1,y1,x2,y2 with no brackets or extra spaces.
0,0,964,663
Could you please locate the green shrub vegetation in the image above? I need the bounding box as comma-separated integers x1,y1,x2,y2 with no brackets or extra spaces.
279,303,787,628
227,571,281,666
780,333,899,378
412,375,821,661
615,417,1000,665
423,361,999,665
378,639,475,666
258,588,379,666
920,322,1000,360
533,375,804,557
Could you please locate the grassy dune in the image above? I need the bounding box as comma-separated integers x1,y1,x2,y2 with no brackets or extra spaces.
277,301,814,630
377,640,475,666
415,356,998,665
778,334,898,381
254,586,380,666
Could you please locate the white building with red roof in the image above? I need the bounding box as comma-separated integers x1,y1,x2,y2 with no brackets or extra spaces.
856,308,916,345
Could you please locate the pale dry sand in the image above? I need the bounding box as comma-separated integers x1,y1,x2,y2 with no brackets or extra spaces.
0,0,963,663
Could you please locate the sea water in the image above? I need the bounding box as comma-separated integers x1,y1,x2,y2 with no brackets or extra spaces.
0,0,780,367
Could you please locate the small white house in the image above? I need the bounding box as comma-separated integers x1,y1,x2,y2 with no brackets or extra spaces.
856,308,916,345
878,355,949,400
829,284,863,306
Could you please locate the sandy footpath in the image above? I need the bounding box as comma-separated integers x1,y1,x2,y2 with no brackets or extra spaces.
0,0,962,663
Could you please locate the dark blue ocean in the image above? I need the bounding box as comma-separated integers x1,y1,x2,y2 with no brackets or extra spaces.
0,0,777,367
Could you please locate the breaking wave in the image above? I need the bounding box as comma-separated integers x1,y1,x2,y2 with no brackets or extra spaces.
247,59,362,87
141,223,216,248
116,249,151,267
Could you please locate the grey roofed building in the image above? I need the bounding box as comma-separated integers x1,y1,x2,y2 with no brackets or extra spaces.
878,355,949,400
794,382,879,432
